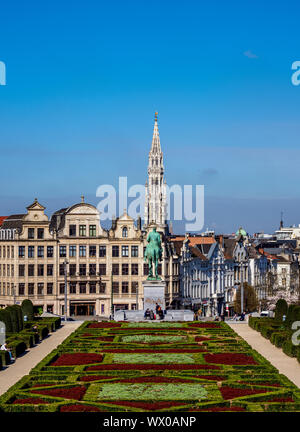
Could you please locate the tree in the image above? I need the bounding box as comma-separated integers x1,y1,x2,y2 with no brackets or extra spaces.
234,282,258,314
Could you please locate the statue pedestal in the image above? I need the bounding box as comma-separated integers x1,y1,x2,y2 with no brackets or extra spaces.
143,280,166,312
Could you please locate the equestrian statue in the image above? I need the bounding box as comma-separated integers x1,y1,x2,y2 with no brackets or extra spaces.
144,227,163,280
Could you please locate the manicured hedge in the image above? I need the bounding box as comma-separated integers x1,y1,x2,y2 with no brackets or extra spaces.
21,299,34,321
275,299,288,322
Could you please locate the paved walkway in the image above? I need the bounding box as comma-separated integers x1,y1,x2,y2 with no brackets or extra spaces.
0,321,82,396
228,322,300,388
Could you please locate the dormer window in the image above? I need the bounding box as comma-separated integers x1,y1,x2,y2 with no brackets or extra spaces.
122,227,128,238
28,228,34,239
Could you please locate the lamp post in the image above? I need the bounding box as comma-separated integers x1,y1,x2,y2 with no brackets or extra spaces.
110,271,114,320
64,259,68,321
240,261,244,315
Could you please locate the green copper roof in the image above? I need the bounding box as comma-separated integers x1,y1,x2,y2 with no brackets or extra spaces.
236,227,247,236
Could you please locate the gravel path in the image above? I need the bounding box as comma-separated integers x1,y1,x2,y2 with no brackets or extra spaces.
0,321,82,396
228,322,300,388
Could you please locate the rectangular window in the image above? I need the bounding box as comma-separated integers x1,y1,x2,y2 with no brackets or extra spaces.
99,282,106,293
122,281,129,294
89,263,96,275
70,283,76,294
38,264,44,276
69,245,76,257
38,283,44,295
59,264,65,276
69,264,76,276
19,283,25,296
59,245,66,257
47,246,53,258
28,246,34,258
28,264,34,277
122,245,129,257
99,245,106,257
99,264,106,275
112,245,119,257
131,245,139,257
79,283,86,294
158,264,162,275
79,245,86,257
112,263,119,275
131,263,139,275
11,246,14,258
19,264,25,277
47,264,53,276
28,283,34,295
28,228,34,239
47,283,53,295
38,246,44,258
112,282,119,294
89,245,96,257
79,264,86,276
101,304,105,314
19,246,25,258
143,263,149,276
37,228,44,239
79,225,86,236
89,225,96,237
131,281,138,294
89,283,96,294
7,247,10,259
69,225,76,236
122,263,129,275
60,283,65,295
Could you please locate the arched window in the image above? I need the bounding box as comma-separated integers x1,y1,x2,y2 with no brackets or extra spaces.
122,227,128,238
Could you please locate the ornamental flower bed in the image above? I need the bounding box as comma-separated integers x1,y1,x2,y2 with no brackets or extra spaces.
204,353,258,365
1,320,300,412
51,353,103,366
32,386,86,400
60,404,102,412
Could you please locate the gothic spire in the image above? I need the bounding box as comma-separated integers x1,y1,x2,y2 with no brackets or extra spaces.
150,112,161,154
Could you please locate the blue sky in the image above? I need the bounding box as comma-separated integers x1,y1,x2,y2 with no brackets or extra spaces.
0,1,300,234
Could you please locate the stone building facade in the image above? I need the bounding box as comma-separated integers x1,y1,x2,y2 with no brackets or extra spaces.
0,115,180,316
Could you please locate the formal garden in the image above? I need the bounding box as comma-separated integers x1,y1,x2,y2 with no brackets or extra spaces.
0,319,300,412
249,299,300,362
0,300,61,368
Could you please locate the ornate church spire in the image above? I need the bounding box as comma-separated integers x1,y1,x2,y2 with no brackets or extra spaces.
144,113,167,230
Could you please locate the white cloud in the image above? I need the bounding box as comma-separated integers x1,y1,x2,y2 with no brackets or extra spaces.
243,50,258,59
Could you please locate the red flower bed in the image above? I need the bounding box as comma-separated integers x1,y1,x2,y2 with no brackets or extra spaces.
60,404,102,412
87,364,221,371
238,381,282,387
265,397,295,403
220,386,268,400
88,323,122,328
51,353,103,366
13,398,49,405
195,336,210,342
80,375,117,382
196,375,226,381
101,349,206,353
33,386,86,400
82,333,92,337
190,406,246,412
106,401,184,410
31,383,55,388
189,323,220,328
204,353,257,365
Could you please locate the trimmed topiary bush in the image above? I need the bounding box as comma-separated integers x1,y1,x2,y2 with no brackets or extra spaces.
21,300,34,321
0,308,12,333
275,299,288,322
5,306,19,333
282,340,298,357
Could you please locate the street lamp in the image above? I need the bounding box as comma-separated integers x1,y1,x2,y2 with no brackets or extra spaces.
110,271,114,320
64,259,68,321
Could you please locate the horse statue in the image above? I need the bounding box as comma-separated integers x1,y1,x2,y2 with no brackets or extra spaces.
144,227,163,280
